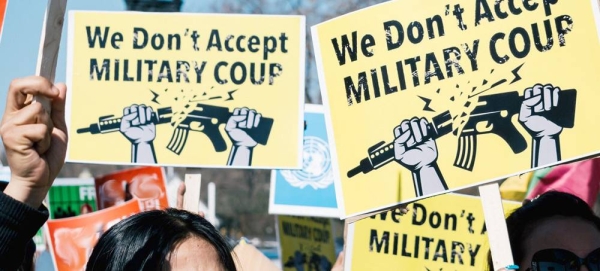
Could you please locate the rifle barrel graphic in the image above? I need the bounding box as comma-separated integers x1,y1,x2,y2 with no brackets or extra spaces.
77,104,274,154
347,89,577,177
452,89,576,171
77,107,172,134
347,111,453,178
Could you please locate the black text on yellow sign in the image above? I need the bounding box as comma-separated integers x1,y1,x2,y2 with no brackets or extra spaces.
330,0,570,106
86,26,289,86
345,195,520,270
369,203,488,266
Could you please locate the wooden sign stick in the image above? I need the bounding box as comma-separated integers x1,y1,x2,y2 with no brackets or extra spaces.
479,183,516,271
183,169,202,214
343,220,353,270
33,0,67,112
233,238,280,271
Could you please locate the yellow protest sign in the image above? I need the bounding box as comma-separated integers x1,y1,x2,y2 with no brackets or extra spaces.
312,0,600,217
277,216,337,271
345,194,520,270
233,239,280,271
66,11,305,169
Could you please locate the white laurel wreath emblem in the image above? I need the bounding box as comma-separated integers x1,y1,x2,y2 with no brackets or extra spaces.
281,136,333,189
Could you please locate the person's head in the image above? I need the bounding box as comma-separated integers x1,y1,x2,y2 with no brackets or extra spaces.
488,191,600,271
86,208,237,271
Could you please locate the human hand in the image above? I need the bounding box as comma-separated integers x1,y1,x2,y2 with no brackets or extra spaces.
394,118,438,172
120,104,156,145
176,182,205,218
519,84,563,138
394,204,410,215
1,76,68,208
226,107,261,148
331,251,344,271
495,265,519,271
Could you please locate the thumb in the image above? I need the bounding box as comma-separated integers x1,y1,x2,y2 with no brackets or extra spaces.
176,182,185,209
519,96,542,121
226,115,246,129
522,96,542,107
394,132,411,155
229,115,246,123
51,83,67,133
335,251,344,263
332,251,344,270
397,131,411,144
122,113,138,122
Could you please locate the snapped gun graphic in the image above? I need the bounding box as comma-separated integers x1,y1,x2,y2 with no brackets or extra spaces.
453,89,576,171
347,89,577,178
347,111,453,178
77,104,274,155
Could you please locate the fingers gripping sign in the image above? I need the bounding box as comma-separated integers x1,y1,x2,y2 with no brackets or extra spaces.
519,84,563,138
0,76,68,208
176,182,205,218
393,117,438,171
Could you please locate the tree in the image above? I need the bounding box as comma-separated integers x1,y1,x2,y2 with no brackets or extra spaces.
179,0,390,243
124,0,183,12
191,0,389,105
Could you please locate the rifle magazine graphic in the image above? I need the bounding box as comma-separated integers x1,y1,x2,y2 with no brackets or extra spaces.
67,11,304,169
167,128,189,155
312,0,598,217
347,86,578,197
77,104,276,165
454,135,477,171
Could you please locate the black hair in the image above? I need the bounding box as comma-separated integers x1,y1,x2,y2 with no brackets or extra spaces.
86,208,237,271
487,191,600,270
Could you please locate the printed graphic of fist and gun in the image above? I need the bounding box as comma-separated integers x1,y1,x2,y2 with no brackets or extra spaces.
348,84,577,197
78,103,274,166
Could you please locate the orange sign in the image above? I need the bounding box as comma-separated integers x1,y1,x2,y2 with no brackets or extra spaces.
0,0,6,43
95,166,169,212
45,199,141,271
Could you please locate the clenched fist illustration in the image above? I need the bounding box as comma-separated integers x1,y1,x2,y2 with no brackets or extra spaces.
393,117,438,172
519,84,563,138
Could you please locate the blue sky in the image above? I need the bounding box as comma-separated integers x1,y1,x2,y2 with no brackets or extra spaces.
0,0,125,114
0,0,209,115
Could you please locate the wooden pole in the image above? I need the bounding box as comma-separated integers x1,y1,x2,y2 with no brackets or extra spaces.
33,0,67,112
183,168,202,214
479,183,515,271
233,238,281,271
